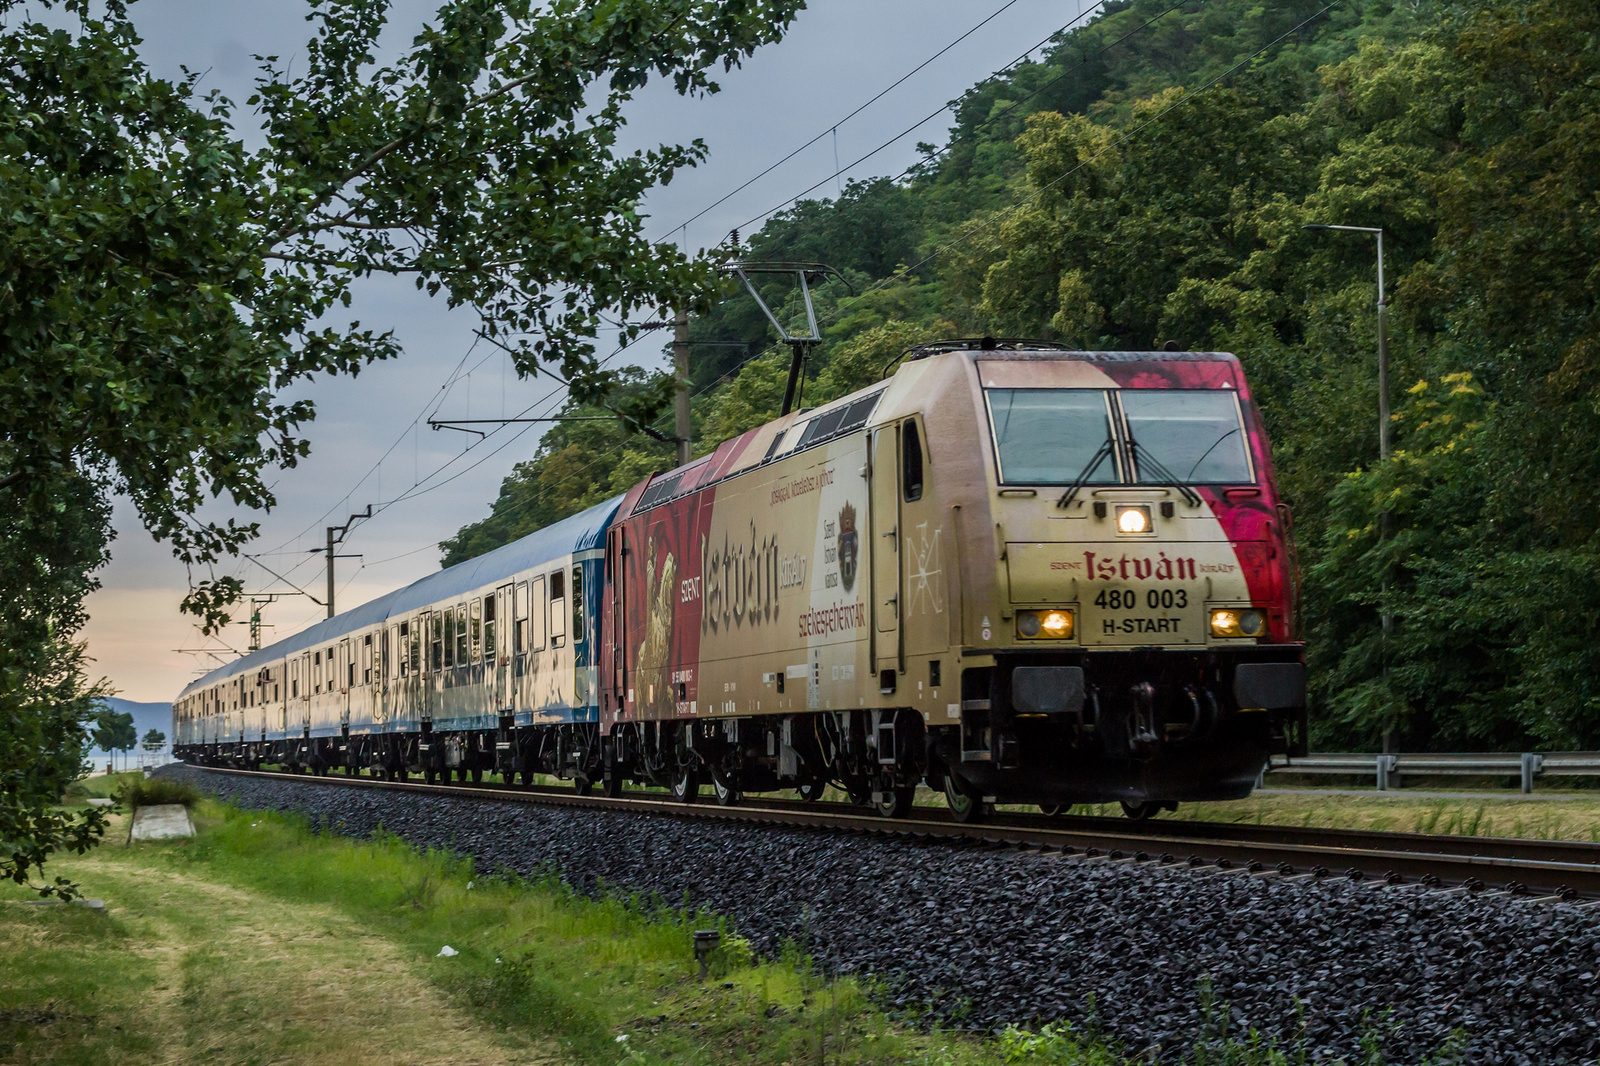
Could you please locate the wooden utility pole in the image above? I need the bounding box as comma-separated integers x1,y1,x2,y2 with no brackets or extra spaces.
673,309,691,466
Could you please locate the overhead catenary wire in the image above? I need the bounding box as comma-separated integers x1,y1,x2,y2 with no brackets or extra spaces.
728,0,1112,236
668,0,1033,236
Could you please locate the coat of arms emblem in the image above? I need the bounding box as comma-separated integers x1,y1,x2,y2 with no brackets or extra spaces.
837,502,859,592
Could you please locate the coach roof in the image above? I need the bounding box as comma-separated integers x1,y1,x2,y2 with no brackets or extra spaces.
176,494,621,700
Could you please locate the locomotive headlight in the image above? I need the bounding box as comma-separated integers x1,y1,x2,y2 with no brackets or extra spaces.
1116,505,1152,534
1210,608,1266,638
1017,609,1074,639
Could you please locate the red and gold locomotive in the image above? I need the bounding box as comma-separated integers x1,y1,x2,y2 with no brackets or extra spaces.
599,340,1305,820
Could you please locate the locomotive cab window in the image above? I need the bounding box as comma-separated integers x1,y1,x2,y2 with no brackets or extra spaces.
901,420,924,502
986,389,1119,485
1120,390,1254,484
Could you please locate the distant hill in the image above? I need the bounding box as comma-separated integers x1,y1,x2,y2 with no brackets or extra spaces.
86,696,171,766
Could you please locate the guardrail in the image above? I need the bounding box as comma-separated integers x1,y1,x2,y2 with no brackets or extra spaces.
1267,751,1600,793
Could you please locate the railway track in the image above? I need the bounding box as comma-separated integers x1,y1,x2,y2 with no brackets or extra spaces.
191,765,1600,902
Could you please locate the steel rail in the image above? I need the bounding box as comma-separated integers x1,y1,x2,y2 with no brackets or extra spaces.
189,766,1600,902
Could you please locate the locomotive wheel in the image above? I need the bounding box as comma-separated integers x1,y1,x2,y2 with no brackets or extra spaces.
1039,804,1064,817
519,766,534,787
471,767,483,784
670,766,701,804
572,775,593,797
424,768,437,785
944,773,986,824
712,775,742,807
395,767,409,783
845,781,871,806
602,770,624,798
796,777,824,803
873,785,916,819
1120,801,1159,821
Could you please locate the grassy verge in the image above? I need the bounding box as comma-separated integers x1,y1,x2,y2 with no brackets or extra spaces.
4,796,1469,1065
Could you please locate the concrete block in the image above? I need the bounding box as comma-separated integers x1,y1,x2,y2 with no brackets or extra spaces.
129,804,195,842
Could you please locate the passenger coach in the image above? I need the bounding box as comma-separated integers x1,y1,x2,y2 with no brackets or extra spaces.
176,341,1306,821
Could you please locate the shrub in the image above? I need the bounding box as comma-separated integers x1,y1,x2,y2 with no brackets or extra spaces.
119,778,199,809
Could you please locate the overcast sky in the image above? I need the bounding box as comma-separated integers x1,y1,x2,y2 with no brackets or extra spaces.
81,0,1095,701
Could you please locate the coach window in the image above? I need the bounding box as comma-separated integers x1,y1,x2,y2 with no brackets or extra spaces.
455,603,469,666
902,419,924,502
430,614,444,672
549,570,566,648
571,565,584,644
529,577,547,650
362,634,373,685
313,651,321,693
442,610,455,669
470,599,483,663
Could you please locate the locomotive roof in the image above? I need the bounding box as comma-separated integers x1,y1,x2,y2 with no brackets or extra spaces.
177,494,621,699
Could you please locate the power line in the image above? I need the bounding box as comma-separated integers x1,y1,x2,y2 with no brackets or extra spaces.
729,1,1110,236
670,0,1033,235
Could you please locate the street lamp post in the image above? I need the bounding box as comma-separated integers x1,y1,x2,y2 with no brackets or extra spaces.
1305,223,1394,753
1303,224,1388,460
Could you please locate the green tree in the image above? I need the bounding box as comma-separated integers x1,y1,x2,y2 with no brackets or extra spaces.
141,729,166,754
92,709,137,771
1,0,804,893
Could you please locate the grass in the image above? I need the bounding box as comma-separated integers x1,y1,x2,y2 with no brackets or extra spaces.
1050,791,1600,843
0,796,1477,1065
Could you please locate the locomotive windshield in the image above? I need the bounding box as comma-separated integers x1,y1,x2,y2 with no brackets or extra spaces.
986,389,1118,485
1121,390,1253,484
985,387,1253,485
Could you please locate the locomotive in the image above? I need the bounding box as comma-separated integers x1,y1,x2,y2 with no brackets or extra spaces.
174,340,1307,821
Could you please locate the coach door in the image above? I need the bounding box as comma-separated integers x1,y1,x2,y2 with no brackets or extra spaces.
870,425,902,676
607,528,626,715
337,638,352,730
298,651,312,734
493,584,513,711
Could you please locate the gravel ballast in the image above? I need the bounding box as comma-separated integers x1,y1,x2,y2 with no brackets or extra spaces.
164,765,1600,1063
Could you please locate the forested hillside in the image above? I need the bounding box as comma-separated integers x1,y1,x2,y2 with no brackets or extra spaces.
444,0,1600,753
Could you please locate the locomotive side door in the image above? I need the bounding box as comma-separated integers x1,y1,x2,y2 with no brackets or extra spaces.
869,425,902,676
896,416,947,661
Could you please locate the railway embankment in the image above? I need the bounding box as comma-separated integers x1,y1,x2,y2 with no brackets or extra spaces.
166,764,1600,1064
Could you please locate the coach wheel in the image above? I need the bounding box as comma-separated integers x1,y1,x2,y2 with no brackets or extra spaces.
1039,804,1064,817
519,766,534,787
572,775,593,797
670,766,701,804
395,767,408,783
845,781,870,807
471,767,483,784
602,769,624,799
873,785,916,819
424,768,437,785
796,776,824,803
1120,801,1159,821
944,773,986,824
712,774,742,807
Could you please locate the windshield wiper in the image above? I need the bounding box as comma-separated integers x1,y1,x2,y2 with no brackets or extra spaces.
1056,439,1114,508
1183,427,1242,482
1127,435,1202,507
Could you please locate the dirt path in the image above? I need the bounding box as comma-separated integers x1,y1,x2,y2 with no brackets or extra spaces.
3,848,557,1066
